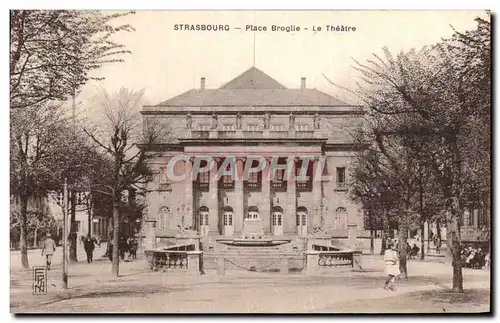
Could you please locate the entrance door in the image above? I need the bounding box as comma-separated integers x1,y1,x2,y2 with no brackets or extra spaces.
199,206,210,236
272,206,284,236
223,212,234,236
272,212,283,236
297,207,308,236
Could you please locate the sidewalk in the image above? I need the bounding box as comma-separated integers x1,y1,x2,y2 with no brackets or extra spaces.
10,254,490,313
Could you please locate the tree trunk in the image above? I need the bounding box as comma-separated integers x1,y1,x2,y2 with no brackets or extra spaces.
33,220,39,248
87,199,92,237
19,194,30,269
380,212,390,255
420,222,425,260
448,197,464,293
398,224,408,279
69,191,78,262
427,221,431,253
107,219,113,242
111,196,120,276
370,228,374,254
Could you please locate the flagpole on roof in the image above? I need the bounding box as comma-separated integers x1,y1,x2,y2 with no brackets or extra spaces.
253,11,256,67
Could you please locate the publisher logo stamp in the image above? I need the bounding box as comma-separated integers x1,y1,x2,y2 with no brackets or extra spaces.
32,266,47,295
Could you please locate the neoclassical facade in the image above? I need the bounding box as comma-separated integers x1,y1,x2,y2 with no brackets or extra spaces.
141,67,365,246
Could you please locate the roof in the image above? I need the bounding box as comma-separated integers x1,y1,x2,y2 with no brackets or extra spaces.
155,66,350,107
220,66,286,89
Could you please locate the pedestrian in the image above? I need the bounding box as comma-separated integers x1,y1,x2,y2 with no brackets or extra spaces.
107,240,114,261
128,236,138,260
383,240,400,291
435,238,442,254
41,233,56,270
84,236,95,263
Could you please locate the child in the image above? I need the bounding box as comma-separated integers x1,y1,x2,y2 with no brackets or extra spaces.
383,241,400,291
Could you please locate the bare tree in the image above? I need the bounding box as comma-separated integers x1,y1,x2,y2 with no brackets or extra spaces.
83,87,169,276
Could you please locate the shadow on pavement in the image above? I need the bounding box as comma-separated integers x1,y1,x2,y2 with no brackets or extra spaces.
408,288,490,307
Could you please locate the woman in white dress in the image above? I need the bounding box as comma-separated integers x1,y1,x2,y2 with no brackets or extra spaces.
383,241,400,291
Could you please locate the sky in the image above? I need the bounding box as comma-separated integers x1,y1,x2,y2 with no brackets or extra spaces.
73,10,487,113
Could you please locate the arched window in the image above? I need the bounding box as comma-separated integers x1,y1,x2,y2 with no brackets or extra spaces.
199,206,209,226
247,206,259,219
158,207,171,229
223,206,234,226
335,207,347,230
297,206,308,226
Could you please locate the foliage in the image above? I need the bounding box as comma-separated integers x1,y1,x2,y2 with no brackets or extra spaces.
349,16,490,291
10,10,134,109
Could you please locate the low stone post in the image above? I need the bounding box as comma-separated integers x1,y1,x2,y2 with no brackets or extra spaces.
347,224,358,249
280,257,290,274
187,252,202,275
305,252,319,275
144,219,157,250
217,256,225,275
353,251,363,271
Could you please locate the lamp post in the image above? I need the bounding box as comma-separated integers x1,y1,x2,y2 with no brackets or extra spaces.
62,178,68,289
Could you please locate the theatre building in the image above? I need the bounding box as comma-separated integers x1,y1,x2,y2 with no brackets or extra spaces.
140,67,366,255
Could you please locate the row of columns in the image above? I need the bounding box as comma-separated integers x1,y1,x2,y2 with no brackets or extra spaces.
182,156,323,236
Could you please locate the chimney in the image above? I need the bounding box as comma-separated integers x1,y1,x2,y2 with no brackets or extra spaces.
301,77,306,89
200,77,206,90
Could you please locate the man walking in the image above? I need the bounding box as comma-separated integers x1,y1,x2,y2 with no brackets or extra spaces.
84,236,95,263
41,233,56,270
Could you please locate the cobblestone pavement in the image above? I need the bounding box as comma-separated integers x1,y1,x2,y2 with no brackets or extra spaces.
10,250,490,313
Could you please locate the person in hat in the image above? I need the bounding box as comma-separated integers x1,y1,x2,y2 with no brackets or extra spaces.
383,240,400,291
84,235,95,263
41,232,56,270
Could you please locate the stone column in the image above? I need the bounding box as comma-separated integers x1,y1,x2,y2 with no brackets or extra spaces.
184,158,193,228
347,224,359,250
280,257,290,274
260,158,271,234
217,256,225,275
187,252,201,275
208,158,219,235
285,158,296,235
305,252,319,275
312,157,322,230
144,220,157,250
234,158,245,236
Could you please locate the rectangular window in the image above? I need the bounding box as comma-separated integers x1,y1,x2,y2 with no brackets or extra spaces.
246,123,260,131
273,168,285,182
198,123,210,131
248,171,259,183
336,167,346,183
296,123,310,131
270,124,285,131
159,167,167,183
478,208,487,227
199,171,210,184
222,123,235,131
468,209,475,227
